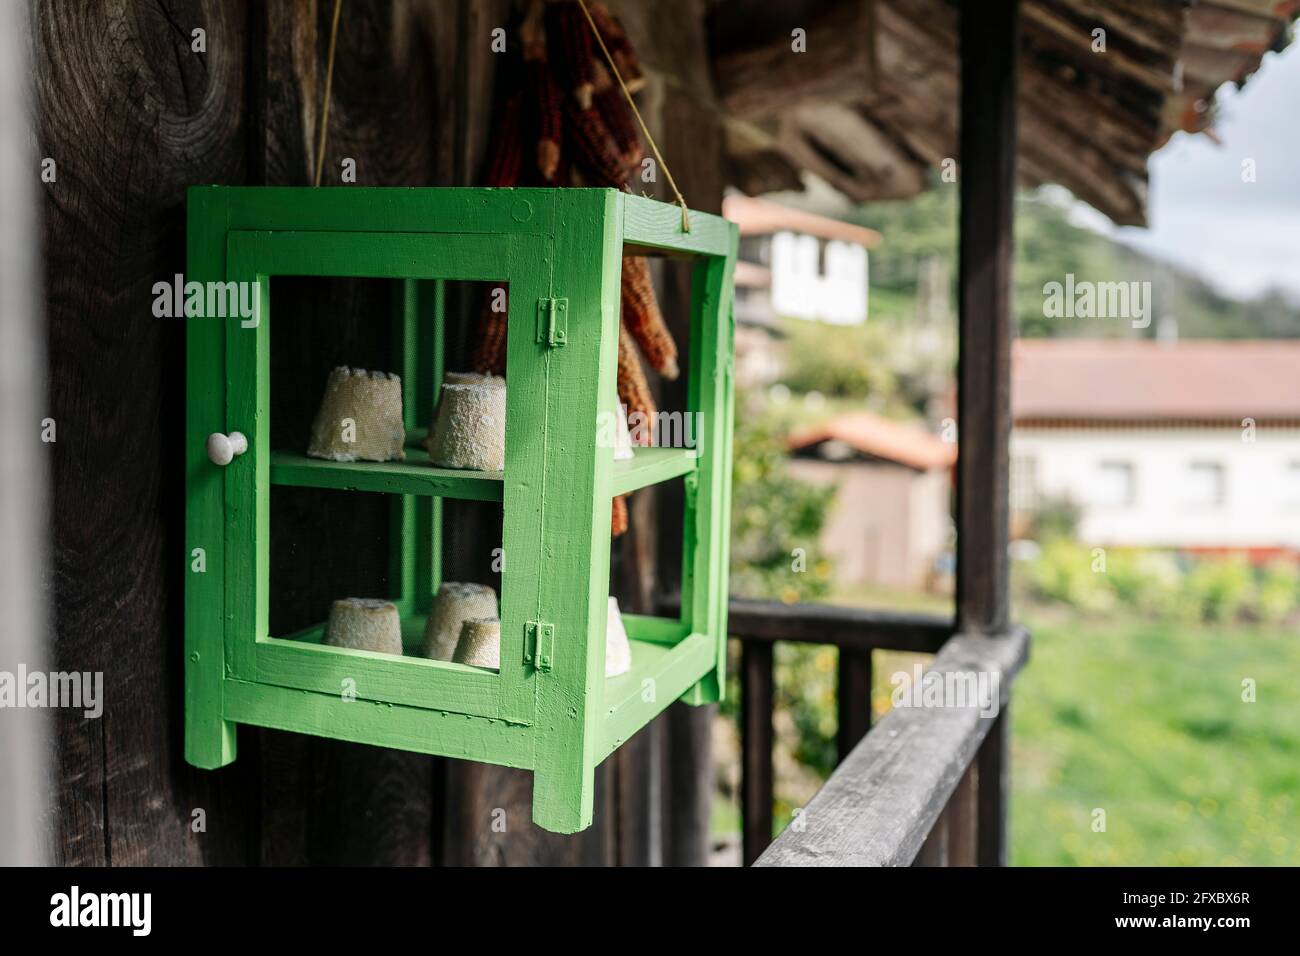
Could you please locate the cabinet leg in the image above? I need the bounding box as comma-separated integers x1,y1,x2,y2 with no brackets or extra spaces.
680,669,721,705
185,623,236,768
184,699,237,769
530,755,595,834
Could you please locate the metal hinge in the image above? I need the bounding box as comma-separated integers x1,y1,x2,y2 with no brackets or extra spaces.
524,620,555,672
536,297,569,347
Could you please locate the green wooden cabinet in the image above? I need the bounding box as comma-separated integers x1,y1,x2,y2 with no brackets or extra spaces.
184,187,737,833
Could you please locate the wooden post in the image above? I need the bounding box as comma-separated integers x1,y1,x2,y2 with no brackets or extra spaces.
957,0,1019,867
977,706,1010,865
741,641,775,866
913,809,949,866
836,647,873,762
947,761,979,865
956,0,1018,636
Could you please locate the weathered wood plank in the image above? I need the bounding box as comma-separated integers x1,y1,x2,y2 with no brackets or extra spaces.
35,0,253,865
754,628,1029,867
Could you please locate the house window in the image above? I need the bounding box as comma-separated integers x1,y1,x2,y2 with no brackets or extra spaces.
1010,455,1038,513
1185,461,1225,508
1094,461,1135,507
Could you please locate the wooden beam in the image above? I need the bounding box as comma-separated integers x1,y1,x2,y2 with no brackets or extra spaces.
754,628,1029,867
955,0,1018,636
741,641,775,866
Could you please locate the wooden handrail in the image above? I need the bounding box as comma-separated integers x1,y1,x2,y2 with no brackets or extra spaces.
657,595,955,654
754,627,1029,867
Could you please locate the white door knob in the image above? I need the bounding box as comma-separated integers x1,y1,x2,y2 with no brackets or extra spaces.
206,431,248,467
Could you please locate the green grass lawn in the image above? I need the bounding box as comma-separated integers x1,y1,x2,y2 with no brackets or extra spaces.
1011,613,1300,865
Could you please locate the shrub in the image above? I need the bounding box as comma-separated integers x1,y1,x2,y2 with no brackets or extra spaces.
1185,555,1255,623
1030,494,1082,542
1105,549,1182,619
1027,538,1115,614
728,403,837,604
1255,559,1300,623
781,319,899,401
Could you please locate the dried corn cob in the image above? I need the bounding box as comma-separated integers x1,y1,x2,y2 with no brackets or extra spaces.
622,257,678,380
472,292,509,376
521,0,546,58
547,2,597,109
592,60,643,170
519,1,561,184
482,89,525,187
617,324,656,445
566,99,628,186
611,494,629,537
533,64,563,183
589,2,645,93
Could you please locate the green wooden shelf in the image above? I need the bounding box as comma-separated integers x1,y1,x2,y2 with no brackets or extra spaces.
186,186,737,834
255,610,706,769
269,444,696,501
269,448,504,501
611,447,698,495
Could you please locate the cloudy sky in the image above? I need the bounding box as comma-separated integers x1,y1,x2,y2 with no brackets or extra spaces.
1106,41,1300,304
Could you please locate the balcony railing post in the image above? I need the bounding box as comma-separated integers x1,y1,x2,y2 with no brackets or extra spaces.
976,705,1009,866
836,646,873,762
957,0,1020,867
740,640,774,865
956,0,1019,637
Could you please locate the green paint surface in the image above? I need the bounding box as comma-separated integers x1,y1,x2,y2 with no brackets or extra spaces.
185,187,737,832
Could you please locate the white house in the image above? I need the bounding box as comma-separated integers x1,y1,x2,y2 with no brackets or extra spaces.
1011,340,1300,556
722,194,880,387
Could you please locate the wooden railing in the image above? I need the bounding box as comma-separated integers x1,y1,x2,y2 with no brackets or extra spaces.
718,599,1028,866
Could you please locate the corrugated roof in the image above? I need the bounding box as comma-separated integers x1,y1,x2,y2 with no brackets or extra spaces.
1013,339,1300,421
788,410,957,470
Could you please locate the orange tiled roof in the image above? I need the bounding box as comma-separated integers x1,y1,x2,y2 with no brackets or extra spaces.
788,410,955,470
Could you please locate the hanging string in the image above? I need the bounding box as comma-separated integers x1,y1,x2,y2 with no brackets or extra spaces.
575,0,691,232
313,0,344,187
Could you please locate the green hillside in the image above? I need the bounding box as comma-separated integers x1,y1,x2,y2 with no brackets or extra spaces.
844,181,1300,340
